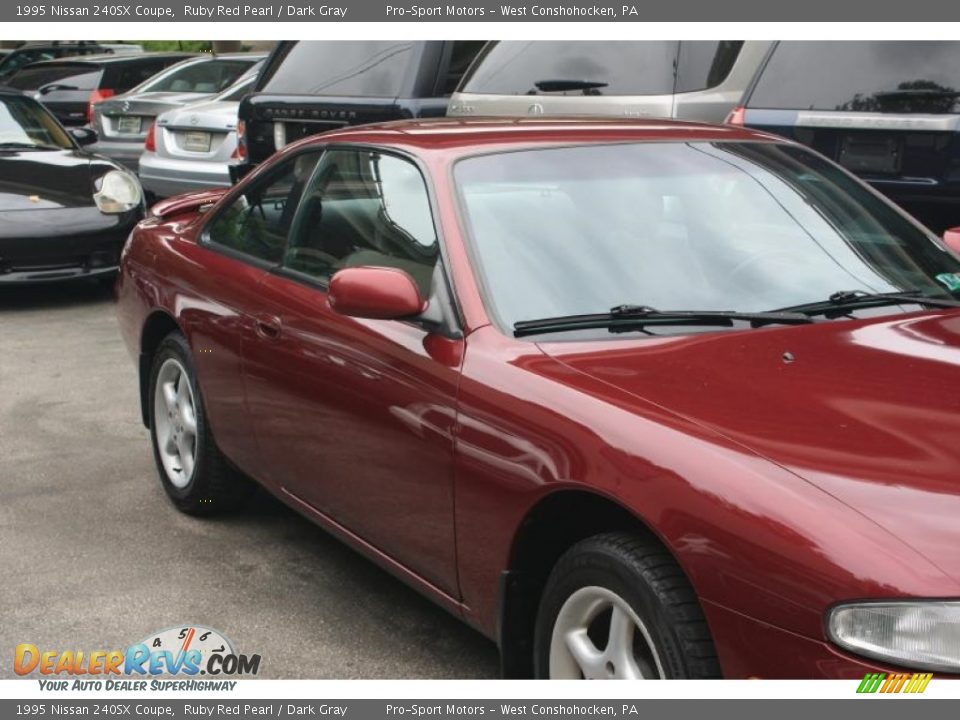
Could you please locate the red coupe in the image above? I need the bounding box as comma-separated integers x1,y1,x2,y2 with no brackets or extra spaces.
116,118,960,679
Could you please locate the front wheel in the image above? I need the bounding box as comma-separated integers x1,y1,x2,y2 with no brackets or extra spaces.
534,532,721,679
148,332,245,515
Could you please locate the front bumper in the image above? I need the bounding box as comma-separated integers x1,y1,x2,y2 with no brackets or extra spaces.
0,206,139,284
703,599,956,679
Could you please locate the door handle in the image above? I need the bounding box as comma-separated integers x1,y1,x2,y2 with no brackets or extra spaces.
254,314,282,340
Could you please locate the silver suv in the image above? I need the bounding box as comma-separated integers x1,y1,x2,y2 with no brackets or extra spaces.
448,41,771,123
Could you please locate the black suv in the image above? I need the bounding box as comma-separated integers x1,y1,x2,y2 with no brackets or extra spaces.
233,40,485,179
6,53,192,127
0,42,139,83
732,41,960,233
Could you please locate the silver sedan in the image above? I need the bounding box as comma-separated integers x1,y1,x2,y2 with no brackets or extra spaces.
90,53,264,171
138,75,255,198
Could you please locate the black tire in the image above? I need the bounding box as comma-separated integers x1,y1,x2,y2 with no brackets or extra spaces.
534,532,721,679
147,331,247,516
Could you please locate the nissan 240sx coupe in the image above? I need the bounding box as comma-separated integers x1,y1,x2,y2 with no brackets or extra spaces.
116,118,960,679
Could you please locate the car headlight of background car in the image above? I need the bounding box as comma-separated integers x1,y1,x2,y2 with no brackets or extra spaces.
94,170,143,214
828,601,960,672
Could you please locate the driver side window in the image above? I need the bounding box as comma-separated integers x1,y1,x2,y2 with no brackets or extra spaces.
205,151,322,264
282,149,439,296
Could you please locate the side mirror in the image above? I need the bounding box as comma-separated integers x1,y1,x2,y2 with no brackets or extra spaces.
944,227,960,255
70,127,98,146
328,267,427,320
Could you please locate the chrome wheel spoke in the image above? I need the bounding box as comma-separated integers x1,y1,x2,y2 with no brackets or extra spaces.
565,629,606,679
181,402,197,436
177,435,195,478
607,604,640,679
162,380,178,414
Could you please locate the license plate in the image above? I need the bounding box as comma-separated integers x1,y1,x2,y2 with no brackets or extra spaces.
182,131,211,153
838,134,901,174
116,116,142,134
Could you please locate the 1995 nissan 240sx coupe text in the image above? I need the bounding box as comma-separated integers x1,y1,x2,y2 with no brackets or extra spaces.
116,118,960,680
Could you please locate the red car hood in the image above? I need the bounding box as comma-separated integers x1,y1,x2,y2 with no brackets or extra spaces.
539,310,960,583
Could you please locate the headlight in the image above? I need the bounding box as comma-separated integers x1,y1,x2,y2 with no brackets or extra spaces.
94,170,142,214
827,601,960,672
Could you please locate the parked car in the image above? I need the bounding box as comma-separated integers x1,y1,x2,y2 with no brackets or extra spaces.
0,88,143,283
0,41,137,83
729,41,960,234
91,53,265,171
139,71,260,198
232,40,485,179
448,41,771,123
117,117,960,679
5,52,191,127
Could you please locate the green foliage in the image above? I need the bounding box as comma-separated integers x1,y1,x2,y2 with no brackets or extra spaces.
131,41,213,53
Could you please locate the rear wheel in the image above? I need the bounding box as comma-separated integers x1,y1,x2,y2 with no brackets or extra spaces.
148,332,246,515
534,532,721,679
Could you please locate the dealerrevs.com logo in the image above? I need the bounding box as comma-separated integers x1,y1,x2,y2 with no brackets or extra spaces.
14,625,261,691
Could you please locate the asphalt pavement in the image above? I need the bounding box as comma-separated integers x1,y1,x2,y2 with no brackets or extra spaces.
0,281,499,679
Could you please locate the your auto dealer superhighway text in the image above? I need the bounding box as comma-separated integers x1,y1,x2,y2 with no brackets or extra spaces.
183,4,347,16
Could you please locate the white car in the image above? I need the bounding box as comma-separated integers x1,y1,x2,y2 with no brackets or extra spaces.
138,74,256,198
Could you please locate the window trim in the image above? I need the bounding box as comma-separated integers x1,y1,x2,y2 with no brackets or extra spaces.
198,145,326,270
199,141,464,338
271,142,463,338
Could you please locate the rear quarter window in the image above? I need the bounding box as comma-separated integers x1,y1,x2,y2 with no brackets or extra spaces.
675,41,744,93
459,41,680,96
748,41,960,114
437,41,486,96
259,41,418,97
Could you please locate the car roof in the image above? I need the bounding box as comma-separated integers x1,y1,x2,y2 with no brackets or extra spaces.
176,52,268,63
292,117,783,156
20,52,195,66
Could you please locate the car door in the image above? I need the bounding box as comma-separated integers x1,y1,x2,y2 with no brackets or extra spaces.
188,149,323,475
242,147,462,595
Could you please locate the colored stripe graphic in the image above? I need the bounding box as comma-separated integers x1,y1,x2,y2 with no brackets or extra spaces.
857,672,932,694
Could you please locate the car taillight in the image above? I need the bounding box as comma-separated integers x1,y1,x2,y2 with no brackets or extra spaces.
725,106,746,125
86,88,114,124
144,122,156,152
231,120,247,160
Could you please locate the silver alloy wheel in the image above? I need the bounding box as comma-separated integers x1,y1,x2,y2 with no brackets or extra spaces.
549,585,665,679
153,358,198,489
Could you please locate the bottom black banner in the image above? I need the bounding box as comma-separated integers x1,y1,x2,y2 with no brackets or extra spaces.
2,700,954,720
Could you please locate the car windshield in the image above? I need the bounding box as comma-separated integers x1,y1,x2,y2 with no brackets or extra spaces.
454,140,960,335
749,41,960,114
137,58,256,94
0,95,72,149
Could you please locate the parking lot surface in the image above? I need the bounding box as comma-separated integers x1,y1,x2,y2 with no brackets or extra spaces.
0,283,499,679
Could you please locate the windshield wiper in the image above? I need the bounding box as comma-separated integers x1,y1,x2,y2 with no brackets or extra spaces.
513,304,813,338
530,79,609,94
773,289,960,318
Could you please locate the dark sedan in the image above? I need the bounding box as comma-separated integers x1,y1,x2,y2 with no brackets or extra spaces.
0,88,143,283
